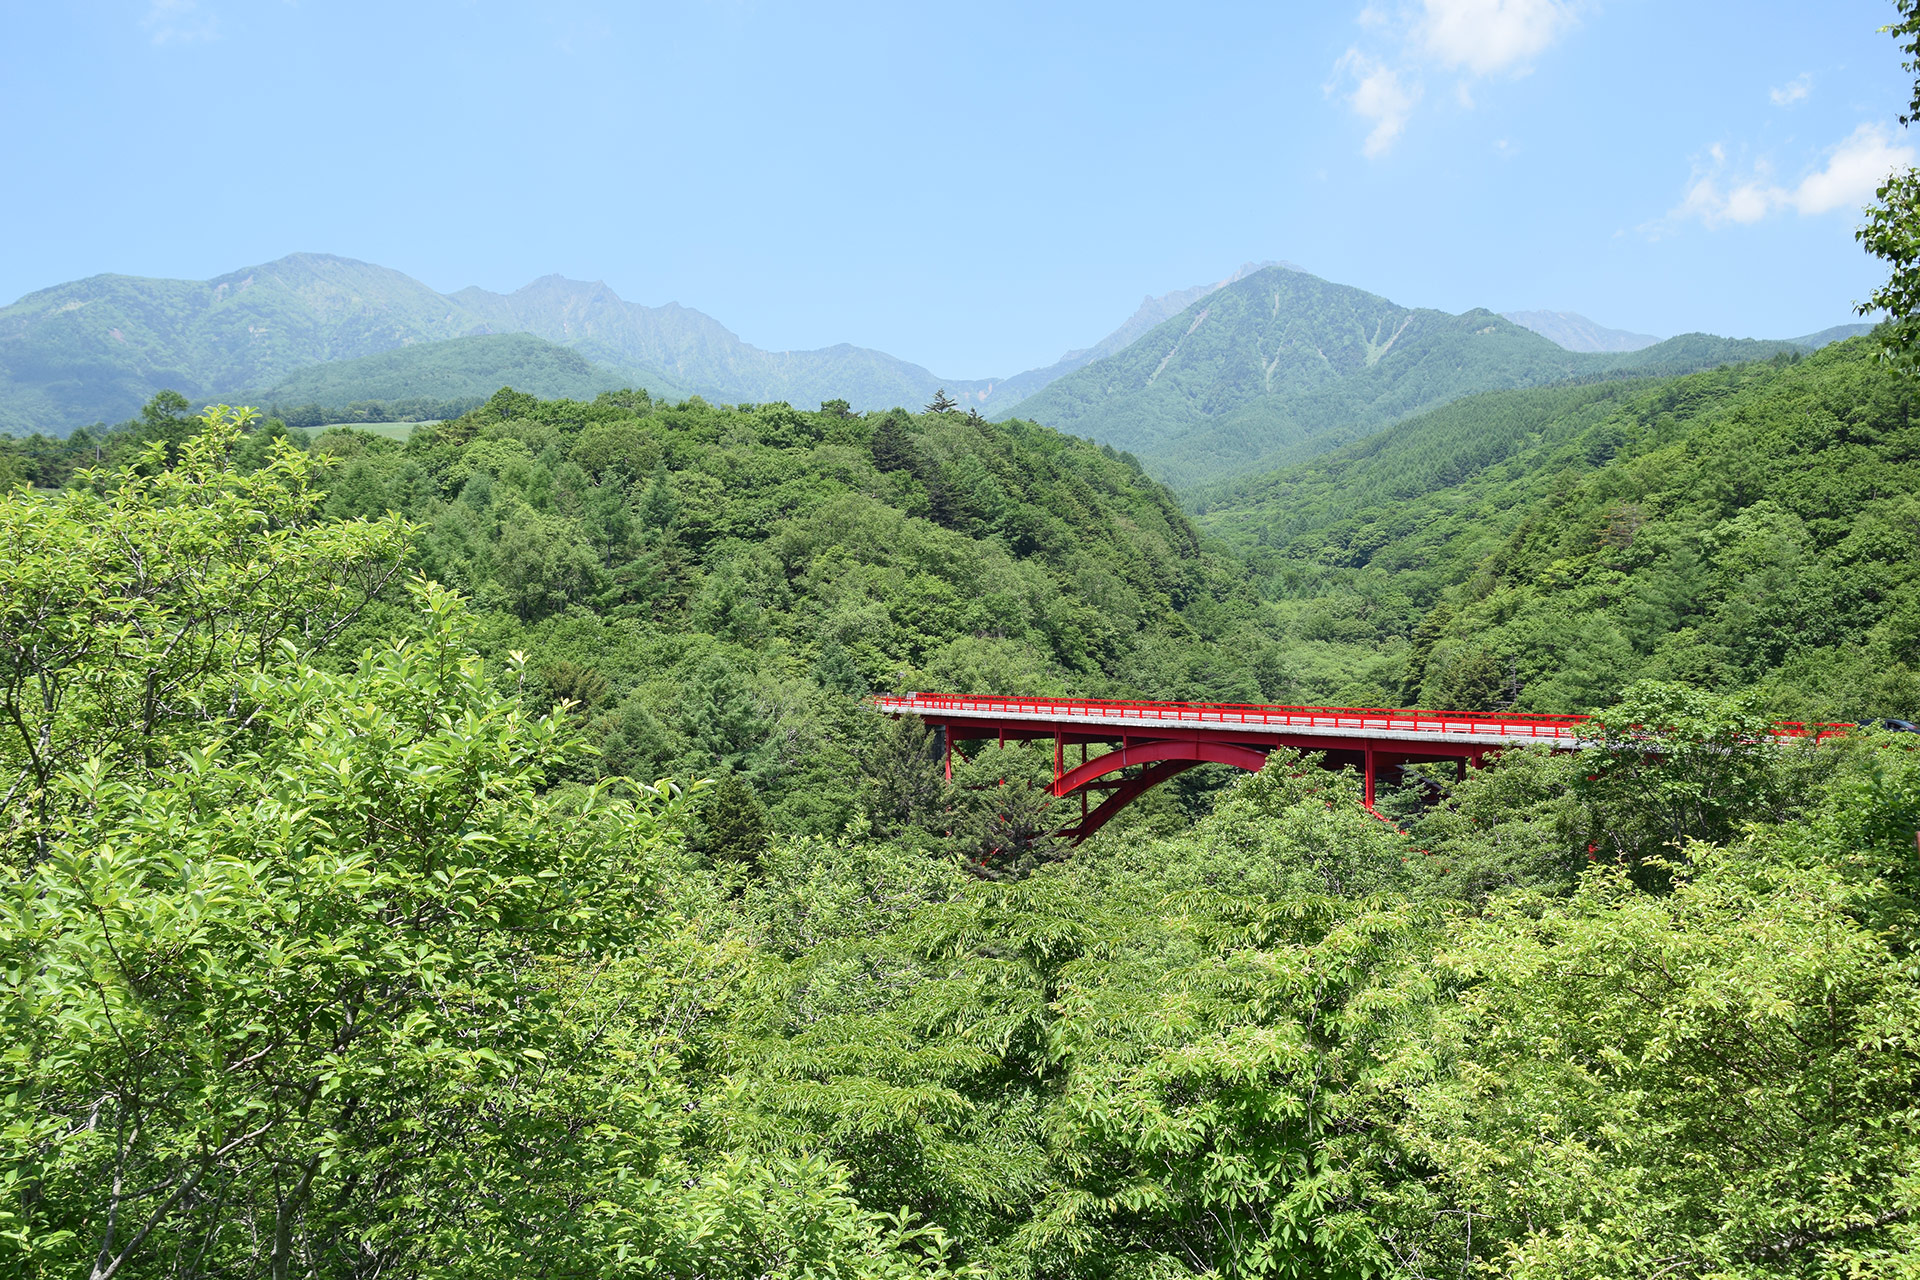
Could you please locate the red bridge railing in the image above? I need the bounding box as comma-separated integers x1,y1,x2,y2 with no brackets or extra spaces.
872,693,1591,739
872,694,1848,742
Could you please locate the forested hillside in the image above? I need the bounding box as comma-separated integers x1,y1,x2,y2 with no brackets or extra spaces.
0,255,519,432
296,387,1274,841
16,0,1920,1268
1195,337,1920,721
6,398,1916,1277
257,331,695,409
1004,263,1805,486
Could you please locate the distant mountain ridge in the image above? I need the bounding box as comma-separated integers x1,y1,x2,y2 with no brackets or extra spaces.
0,254,1870,483
0,254,1018,435
0,254,1345,436
999,266,1806,487
1792,323,1875,348
1501,310,1873,356
1502,310,1661,353
0,256,481,433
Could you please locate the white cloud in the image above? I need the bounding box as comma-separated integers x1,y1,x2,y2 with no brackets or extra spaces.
1331,0,1575,157
1419,0,1575,76
1333,49,1422,158
143,0,219,45
1770,73,1812,107
1792,122,1913,213
1660,124,1915,231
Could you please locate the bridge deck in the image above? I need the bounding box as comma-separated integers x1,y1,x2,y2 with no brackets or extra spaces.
871,693,1593,747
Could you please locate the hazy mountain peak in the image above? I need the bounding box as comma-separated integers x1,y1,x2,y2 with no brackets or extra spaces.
511,273,618,297
970,260,1313,412
211,253,405,287
1790,322,1874,349
1067,259,1302,365
1502,310,1662,353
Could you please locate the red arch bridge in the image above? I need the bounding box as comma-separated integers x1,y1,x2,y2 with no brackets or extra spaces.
870,693,1843,845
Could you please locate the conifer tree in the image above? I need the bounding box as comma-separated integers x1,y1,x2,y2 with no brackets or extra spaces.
868,415,915,472
694,770,770,868
639,460,679,531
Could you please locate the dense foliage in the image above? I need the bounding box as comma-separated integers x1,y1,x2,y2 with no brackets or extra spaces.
3,389,1916,1278
296,387,1278,855
13,36,1920,1253
1194,338,1920,722
0,419,982,1277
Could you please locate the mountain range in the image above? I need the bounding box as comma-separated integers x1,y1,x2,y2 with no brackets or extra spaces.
0,254,1278,436
0,252,1870,487
0,255,941,433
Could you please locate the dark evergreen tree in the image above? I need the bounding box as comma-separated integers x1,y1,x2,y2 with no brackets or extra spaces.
1427,646,1511,712
129,389,198,465
813,640,869,697
1402,602,1454,704
857,715,952,844
868,414,914,473
694,770,769,869
581,473,634,565
682,655,768,777
639,461,679,531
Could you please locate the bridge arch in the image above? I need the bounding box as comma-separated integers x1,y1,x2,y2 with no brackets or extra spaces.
1051,739,1270,844
1051,738,1269,798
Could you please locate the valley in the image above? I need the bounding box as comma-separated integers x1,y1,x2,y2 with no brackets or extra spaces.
9,359,1917,1275
7,0,1919,1264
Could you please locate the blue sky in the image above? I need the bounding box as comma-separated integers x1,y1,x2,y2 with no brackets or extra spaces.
1,0,1913,375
